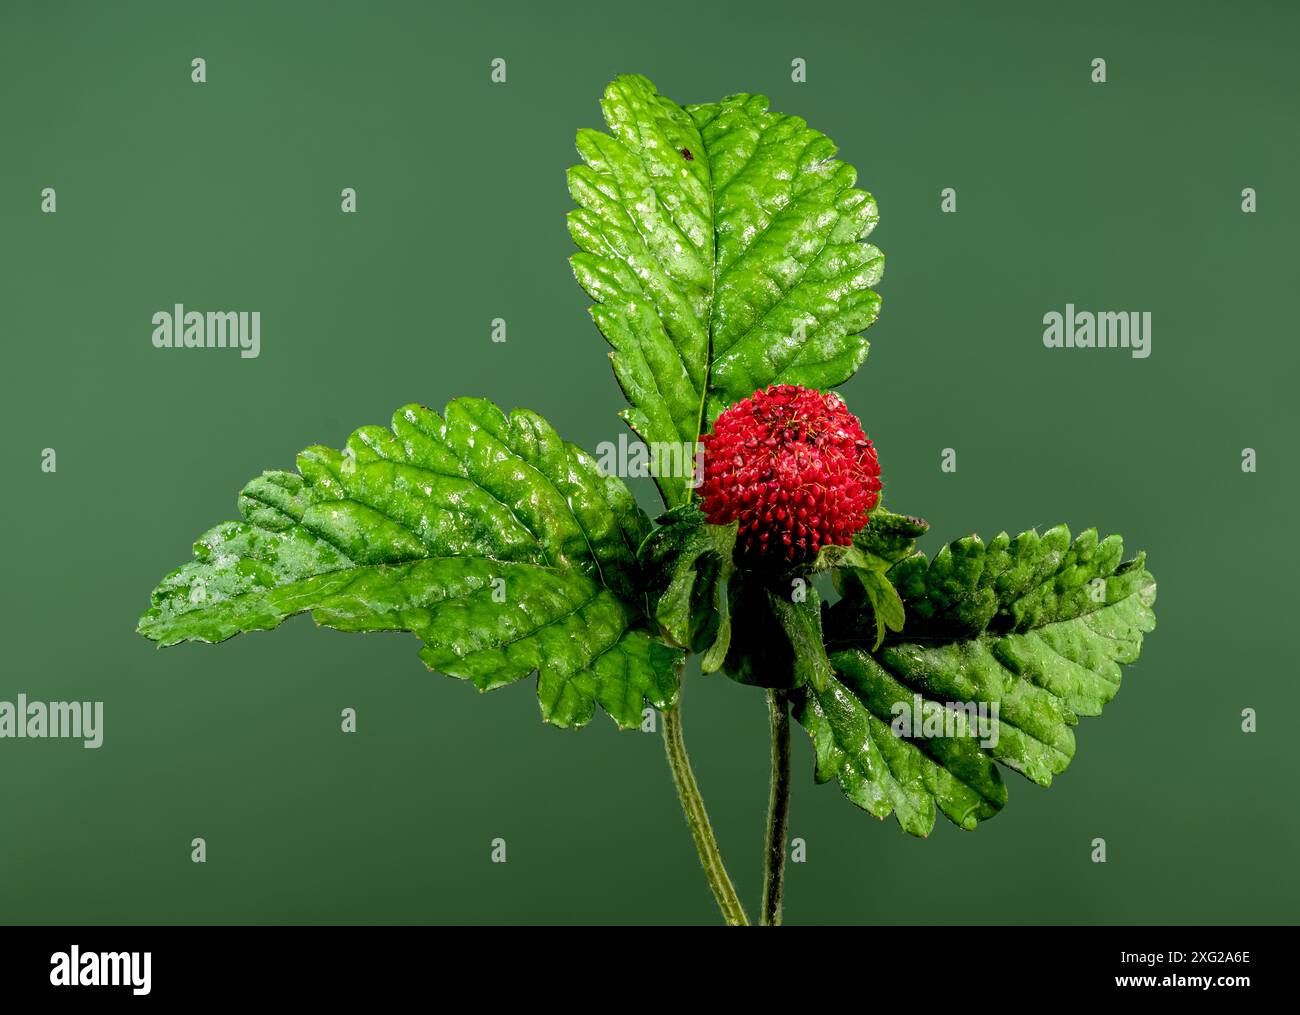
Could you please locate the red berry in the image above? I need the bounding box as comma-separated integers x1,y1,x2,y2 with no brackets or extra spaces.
698,385,882,565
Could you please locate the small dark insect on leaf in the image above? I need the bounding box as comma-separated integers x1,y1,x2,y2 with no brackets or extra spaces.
680,148,694,161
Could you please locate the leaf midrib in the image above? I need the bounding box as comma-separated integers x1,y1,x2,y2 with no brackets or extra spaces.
686,106,718,506
149,555,574,623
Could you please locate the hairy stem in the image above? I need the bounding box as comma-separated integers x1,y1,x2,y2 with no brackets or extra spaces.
761,688,792,926
662,691,749,926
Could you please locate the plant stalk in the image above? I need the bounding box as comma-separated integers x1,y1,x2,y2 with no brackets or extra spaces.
662,693,749,926
761,688,792,926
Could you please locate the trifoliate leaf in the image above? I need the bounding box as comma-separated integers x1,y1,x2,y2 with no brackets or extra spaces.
568,74,884,507
137,398,681,730
796,525,1156,836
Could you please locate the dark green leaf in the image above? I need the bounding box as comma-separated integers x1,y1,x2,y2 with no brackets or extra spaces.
795,525,1156,835
855,507,930,565
723,571,831,691
819,506,926,650
638,505,736,669
854,567,906,650
794,653,1006,836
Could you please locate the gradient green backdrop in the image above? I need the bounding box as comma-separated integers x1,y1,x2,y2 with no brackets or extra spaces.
2,0,1295,925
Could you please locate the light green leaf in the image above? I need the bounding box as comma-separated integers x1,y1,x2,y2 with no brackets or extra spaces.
568,74,884,507
137,398,681,730
796,525,1157,836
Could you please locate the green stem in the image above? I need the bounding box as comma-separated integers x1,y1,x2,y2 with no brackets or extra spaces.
761,688,792,926
662,692,749,926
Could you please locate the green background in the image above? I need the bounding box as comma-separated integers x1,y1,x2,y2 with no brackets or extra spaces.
1,0,1295,925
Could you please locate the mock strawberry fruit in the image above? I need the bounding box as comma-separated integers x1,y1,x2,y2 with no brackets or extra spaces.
698,385,882,564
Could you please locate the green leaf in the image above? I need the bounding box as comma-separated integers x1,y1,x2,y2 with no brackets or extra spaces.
854,567,906,651
723,571,831,691
794,656,1006,836
821,545,905,650
699,568,734,675
795,525,1156,836
854,507,930,565
821,506,929,586
770,586,834,692
568,74,884,507
818,507,927,649
638,505,737,670
137,397,681,730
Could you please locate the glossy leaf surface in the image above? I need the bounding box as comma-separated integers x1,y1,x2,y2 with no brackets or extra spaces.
798,525,1156,835
569,74,884,506
138,398,680,729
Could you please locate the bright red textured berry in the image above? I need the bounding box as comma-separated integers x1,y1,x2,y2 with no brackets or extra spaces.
699,384,882,565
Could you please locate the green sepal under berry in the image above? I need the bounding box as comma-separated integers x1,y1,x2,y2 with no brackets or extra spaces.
815,507,929,575
798,524,1156,836
817,543,903,651
852,506,931,566
817,506,926,649
722,570,833,691
718,505,921,690
637,504,737,671
137,397,681,730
